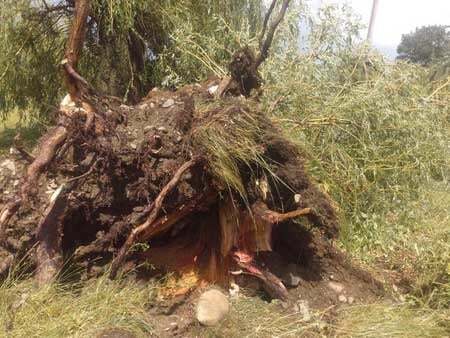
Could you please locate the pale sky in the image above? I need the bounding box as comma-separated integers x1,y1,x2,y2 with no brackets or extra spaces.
315,0,450,56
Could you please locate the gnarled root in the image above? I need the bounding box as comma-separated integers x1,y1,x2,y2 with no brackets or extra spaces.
109,157,204,278
233,250,289,301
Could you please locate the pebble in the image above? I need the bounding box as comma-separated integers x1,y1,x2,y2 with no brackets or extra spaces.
338,295,347,303
283,263,301,287
196,289,230,326
162,98,175,108
1,159,16,174
208,85,219,95
298,300,311,321
294,193,301,203
157,126,168,133
229,282,240,298
327,281,345,294
348,296,354,304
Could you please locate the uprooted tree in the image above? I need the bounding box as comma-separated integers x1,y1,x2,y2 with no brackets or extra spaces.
0,0,339,300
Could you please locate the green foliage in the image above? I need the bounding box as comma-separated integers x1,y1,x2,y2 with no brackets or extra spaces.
397,25,450,65
0,0,66,121
0,0,264,120
260,3,449,257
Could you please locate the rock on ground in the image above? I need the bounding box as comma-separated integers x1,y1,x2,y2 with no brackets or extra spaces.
196,289,230,326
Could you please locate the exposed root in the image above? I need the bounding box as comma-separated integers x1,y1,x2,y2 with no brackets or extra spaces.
233,250,289,301
36,185,69,285
0,199,21,240
252,201,311,223
21,125,68,200
110,157,204,278
0,0,346,302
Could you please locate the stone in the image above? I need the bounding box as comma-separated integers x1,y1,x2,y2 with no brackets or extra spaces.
1,159,16,174
327,281,345,294
298,300,311,321
338,294,347,303
157,126,168,133
347,296,354,304
294,193,301,203
208,85,219,95
283,263,301,287
229,282,240,298
162,98,175,108
196,289,230,326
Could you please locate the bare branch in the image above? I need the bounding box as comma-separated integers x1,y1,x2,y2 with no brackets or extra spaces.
259,0,277,49
256,0,292,68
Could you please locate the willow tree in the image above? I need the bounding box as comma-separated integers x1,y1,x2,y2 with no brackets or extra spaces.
0,0,265,120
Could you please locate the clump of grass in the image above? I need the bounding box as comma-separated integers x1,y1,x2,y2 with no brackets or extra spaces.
0,274,156,337
192,100,275,202
334,302,449,338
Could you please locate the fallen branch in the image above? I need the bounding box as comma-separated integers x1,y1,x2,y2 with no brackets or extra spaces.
13,134,35,163
259,0,277,49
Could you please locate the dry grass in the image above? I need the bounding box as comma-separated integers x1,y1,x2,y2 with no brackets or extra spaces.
0,274,156,337
194,295,330,338
334,303,449,338
193,99,278,202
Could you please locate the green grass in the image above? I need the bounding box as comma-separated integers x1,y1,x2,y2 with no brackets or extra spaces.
0,275,156,337
334,303,449,338
0,109,43,155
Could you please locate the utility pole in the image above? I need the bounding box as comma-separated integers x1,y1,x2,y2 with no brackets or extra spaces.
367,0,379,42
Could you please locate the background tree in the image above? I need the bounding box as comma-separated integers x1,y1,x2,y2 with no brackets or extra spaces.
396,25,449,65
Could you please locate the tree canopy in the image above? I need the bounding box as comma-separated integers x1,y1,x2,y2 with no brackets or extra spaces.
396,25,450,65
0,0,264,119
